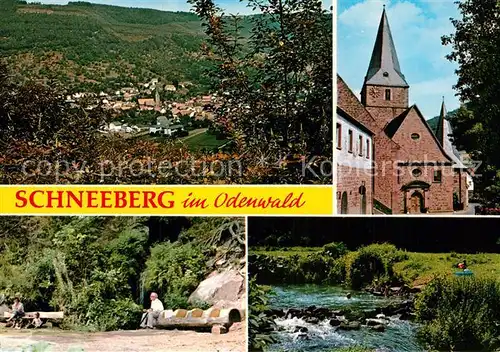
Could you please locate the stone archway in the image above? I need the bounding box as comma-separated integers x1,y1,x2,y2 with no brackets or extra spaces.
409,191,424,214
402,180,430,214
341,192,348,214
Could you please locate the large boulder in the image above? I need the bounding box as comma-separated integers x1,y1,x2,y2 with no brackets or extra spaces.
188,270,245,309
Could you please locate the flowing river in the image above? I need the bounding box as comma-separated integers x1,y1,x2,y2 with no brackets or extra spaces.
268,285,424,352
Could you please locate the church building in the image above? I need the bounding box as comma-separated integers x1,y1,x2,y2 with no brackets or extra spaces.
337,7,472,214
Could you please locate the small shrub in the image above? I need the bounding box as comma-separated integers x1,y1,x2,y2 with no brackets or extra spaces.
322,242,348,259
248,278,277,351
415,276,500,351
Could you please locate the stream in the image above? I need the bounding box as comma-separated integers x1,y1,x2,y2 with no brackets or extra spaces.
268,285,424,352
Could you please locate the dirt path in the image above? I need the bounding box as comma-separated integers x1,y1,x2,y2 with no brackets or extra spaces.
0,322,245,352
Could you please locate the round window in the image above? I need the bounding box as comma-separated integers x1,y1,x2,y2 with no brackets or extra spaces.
383,71,389,77
411,133,420,140
412,168,422,177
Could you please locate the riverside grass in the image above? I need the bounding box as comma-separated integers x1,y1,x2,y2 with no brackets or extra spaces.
251,245,500,286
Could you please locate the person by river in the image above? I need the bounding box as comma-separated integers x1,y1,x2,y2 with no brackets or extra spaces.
6,297,24,329
140,292,164,329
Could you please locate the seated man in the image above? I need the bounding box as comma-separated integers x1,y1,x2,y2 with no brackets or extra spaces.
7,297,25,329
140,292,164,329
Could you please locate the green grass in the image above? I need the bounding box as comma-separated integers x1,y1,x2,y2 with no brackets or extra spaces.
394,251,500,286
252,246,500,286
251,246,321,258
183,132,227,150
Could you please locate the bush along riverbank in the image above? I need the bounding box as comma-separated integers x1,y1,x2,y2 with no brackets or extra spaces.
249,243,500,351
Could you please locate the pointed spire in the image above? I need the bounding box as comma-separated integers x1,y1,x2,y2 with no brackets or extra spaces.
364,7,409,87
436,98,447,146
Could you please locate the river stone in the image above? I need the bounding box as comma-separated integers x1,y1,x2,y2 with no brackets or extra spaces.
399,312,415,321
188,270,244,308
294,326,308,333
333,310,344,316
329,318,341,327
338,321,361,331
311,307,331,320
286,308,302,319
305,316,320,324
365,318,388,326
371,324,386,332
268,309,285,318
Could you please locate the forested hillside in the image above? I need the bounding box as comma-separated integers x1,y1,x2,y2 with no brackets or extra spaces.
0,216,245,331
0,0,251,93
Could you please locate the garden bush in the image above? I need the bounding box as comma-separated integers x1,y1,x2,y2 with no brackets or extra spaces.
415,276,500,351
345,244,406,290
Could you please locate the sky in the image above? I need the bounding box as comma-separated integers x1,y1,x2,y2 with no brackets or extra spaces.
38,0,332,15
338,0,461,119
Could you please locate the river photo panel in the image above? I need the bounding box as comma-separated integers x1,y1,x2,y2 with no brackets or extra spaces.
248,216,500,351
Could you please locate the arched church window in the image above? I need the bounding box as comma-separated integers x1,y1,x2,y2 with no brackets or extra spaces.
385,89,391,101
412,168,422,177
411,133,420,140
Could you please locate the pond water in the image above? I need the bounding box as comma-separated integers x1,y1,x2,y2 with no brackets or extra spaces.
269,285,425,352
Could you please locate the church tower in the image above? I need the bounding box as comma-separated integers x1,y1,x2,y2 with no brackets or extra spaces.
361,7,409,126
435,98,446,146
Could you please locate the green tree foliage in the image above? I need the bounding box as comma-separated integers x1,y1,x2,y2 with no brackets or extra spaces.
189,0,332,183
248,277,277,351
442,0,500,205
250,243,407,288
415,276,500,350
143,241,207,309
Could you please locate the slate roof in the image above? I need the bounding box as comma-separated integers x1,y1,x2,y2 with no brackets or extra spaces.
364,7,409,88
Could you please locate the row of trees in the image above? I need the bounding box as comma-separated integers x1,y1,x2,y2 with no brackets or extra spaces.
443,0,500,205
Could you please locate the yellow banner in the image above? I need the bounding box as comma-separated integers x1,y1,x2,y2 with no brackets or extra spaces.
0,185,334,215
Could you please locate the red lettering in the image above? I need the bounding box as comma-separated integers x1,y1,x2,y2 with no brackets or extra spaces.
46,191,64,208
129,191,140,208
116,191,127,208
214,193,228,208
143,191,158,208
15,191,27,208
67,191,83,208
29,190,44,208
158,191,174,209
101,191,112,208
86,191,98,208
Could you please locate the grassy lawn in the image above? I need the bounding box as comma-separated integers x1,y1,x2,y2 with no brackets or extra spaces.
394,251,500,286
183,132,227,150
251,246,500,286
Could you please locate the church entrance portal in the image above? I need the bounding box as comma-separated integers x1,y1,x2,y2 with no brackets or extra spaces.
409,191,424,214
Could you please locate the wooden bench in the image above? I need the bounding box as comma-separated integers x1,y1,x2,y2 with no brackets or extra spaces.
3,311,64,327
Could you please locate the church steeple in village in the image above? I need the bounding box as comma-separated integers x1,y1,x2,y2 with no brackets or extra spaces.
361,6,409,123
436,97,447,146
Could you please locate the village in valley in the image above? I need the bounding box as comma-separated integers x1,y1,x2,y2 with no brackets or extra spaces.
65,77,223,148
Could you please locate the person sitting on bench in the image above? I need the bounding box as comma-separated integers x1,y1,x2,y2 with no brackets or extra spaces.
7,297,25,329
140,292,164,329
27,312,43,329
